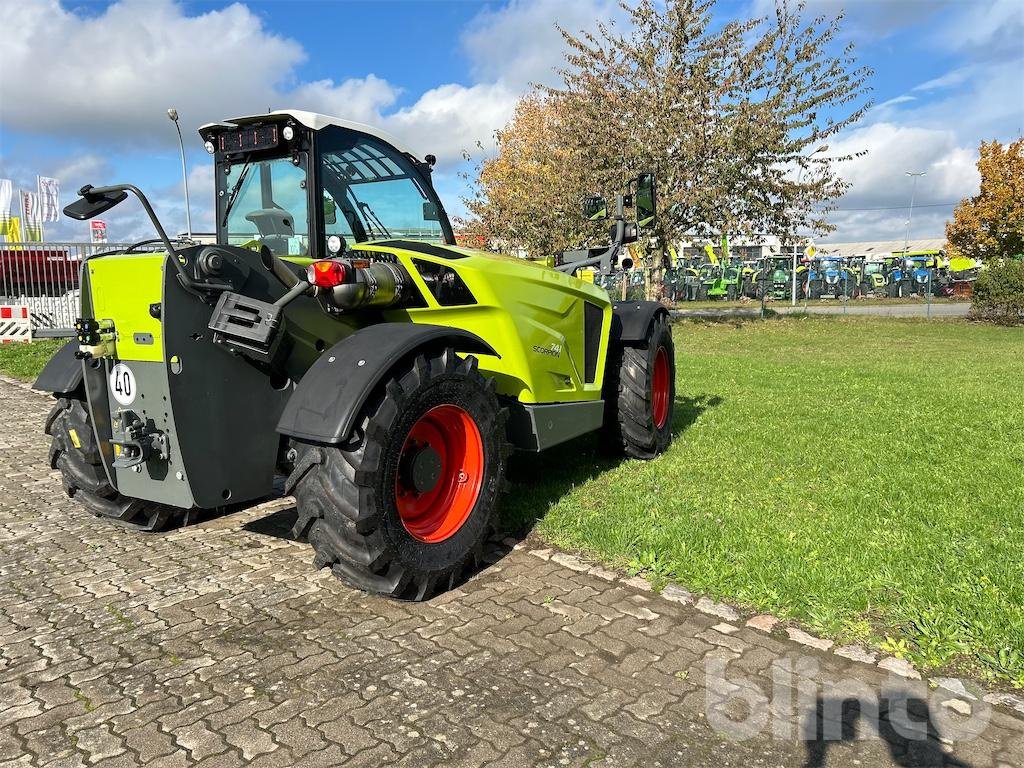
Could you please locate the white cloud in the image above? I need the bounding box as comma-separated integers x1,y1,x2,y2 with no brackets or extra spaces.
0,0,306,144
461,0,624,90
382,83,521,163
933,0,1024,60
288,76,400,125
819,123,980,241
747,0,954,39
0,0,590,167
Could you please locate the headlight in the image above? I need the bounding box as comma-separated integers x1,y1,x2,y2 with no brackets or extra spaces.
204,140,215,154
283,125,295,141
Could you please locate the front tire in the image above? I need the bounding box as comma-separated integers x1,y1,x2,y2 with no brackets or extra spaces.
46,396,180,531
602,315,675,459
288,349,509,601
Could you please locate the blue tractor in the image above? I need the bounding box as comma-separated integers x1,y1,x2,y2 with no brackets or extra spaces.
804,256,856,299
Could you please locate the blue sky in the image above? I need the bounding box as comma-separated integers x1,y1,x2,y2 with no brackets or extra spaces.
1,0,1021,244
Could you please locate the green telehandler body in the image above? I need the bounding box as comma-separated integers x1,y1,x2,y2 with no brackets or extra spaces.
33,110,677,600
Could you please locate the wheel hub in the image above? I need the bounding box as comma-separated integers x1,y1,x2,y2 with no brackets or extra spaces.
394,404,484,543
400,442,443,495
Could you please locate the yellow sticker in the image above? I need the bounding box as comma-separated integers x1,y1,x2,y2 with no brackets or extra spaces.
68,428,81,449
113,443,122,456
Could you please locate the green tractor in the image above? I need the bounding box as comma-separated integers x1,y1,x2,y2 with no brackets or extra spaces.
33,110,676,601
751,255,800,301
849,256,888,297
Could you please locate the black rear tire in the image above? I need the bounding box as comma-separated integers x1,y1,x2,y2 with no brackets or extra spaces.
46,396,181,531
601,314,675,460
288,349,509,601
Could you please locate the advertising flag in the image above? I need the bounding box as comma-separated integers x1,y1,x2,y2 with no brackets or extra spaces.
0,179,11,238
7,216,22,242
37,176,61,222
90,220,108,244
20,190,43,242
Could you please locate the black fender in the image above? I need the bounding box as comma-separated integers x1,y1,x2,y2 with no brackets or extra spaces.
610,300,669,345
32,340,83,396
277,323,498,444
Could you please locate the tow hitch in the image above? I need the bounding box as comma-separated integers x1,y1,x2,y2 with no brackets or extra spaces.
110,409,168,469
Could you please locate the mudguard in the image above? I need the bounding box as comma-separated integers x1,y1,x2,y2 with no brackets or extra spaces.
277,323,498,444
32,341,83,395
611,301,669,345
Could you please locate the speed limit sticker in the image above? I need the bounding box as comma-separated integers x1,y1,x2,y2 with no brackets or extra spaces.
109,363,137,406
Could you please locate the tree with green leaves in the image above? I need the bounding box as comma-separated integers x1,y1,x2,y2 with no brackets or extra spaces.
462,0,872,280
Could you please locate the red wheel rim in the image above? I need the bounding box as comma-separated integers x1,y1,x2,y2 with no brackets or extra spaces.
395,404,484,543
652,346,670,429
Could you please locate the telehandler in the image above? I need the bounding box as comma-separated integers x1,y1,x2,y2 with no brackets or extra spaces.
33,111,676,600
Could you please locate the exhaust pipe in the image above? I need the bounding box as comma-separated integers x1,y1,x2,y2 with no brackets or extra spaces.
261,247,301,289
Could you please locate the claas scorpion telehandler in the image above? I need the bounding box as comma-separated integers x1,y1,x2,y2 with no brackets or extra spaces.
33,111,676,600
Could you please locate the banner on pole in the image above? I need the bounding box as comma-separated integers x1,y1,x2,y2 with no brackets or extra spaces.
7,216,22,242
0,179,11,240
20,190,43,242
37,177,61,222
90,220,108,243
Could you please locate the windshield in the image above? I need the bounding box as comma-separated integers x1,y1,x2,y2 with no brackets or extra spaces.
319,129,443,247
223,156,309,256
864,263,882,274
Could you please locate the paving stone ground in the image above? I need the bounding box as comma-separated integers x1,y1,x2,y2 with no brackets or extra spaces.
1,378,1022,767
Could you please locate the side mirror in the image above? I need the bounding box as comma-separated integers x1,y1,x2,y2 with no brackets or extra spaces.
323,195,337,225
63,185,128,221
635,173,657,228
582,195,608,221
423,201,440,222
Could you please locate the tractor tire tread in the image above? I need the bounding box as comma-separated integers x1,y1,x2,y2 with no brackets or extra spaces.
290,349,509,601
47,396,185,532
601,315,674,460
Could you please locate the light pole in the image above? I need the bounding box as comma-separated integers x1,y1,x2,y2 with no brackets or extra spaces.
792,144,829,306
903,170,926,254
167,108,193,239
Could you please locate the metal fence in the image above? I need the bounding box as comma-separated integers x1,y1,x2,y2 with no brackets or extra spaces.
0,242,131,332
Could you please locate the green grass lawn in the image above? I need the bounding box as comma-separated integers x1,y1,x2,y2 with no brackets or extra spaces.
505,316,1024,688
0,339,64,381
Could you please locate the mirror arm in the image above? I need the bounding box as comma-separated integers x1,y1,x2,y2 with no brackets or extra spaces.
84,184,224,296
85,184,178,257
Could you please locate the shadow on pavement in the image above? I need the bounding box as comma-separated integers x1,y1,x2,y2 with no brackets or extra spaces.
243,504,298,540
803,694,973,768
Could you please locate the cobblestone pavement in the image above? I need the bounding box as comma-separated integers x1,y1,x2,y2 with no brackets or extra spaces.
1,378,1022,767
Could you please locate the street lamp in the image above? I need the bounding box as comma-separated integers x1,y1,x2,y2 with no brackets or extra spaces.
903,170,926,254
167,108,193,240
791,144,829,306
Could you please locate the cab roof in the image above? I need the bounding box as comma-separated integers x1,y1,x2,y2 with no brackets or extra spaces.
198,110,421,161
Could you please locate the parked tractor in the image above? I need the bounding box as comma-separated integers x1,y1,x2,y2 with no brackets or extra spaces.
678,258,703,301
752,256,797,300
33,110,676,601
891,250,942,296
848,256,888,297
805,256,856,299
